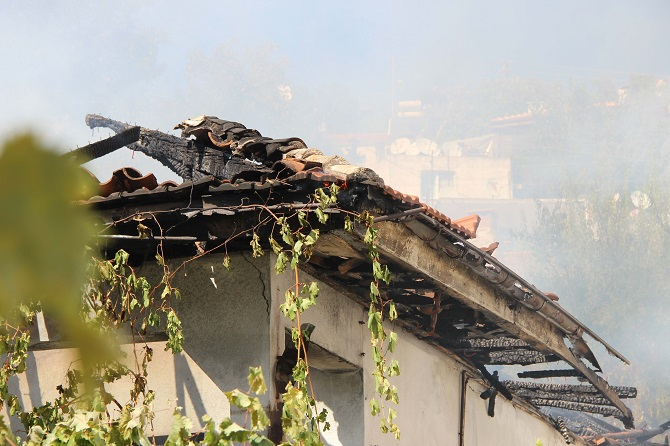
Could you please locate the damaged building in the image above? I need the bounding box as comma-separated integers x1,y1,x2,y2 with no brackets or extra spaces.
4,114,665,445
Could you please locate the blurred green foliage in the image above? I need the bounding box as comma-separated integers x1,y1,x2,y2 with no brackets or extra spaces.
0,134,111,367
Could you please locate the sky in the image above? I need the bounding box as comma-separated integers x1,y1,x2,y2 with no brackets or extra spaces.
2,1,669,181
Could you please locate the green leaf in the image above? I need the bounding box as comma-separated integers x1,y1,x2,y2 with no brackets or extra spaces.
137,223,152,239
329,183,340,197
251,232,264,258
269,237,283,255
388,385,399,404
316,187,330,206
247,367,268,395
344,216,354,233
291,358,308,383
304,229,319,246
369,282,379,303
388,359,400,376
293,239,304,257
221,421,251,442
388,301,398,321
225,389,252,409
315,207,328,224
367,305,384,341
388,331,398,353
280,290,297,320
165,310,184,353
249,399,270,431
364,226,378,245
115,249,129,267
222,254,231,271
380,418,388,433
98,261,114,281
279,218,294,245
249,434,274,446
307,281,319,300
372,345,382,363
373,261,391,284
370,398,380,416
137,277,151,307
275,251,289,274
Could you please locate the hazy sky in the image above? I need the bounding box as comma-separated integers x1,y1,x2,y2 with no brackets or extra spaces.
2,1,669,180
3,0,670,426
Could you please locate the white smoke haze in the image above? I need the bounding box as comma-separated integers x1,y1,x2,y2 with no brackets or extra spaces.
3,0,670,428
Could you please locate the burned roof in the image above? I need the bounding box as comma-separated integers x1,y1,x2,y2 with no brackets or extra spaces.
75,114,636,429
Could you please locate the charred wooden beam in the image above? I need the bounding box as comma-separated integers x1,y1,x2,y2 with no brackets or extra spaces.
502,382,637,399
86,114,270,182
62,126,141,162
516,389,615,406
486,350,560,366
337,258,363,274
517,369,585,379
457,337,531,350
530,399,625,419
474,364,513,400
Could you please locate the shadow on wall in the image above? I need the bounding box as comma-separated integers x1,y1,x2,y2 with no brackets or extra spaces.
174,352,208,422
311,368,364,446
2,345,227,438
7,353,42,434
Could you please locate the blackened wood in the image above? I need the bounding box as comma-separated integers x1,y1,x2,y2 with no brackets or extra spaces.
502,382,637,399
517,369,585,379
486,350,559,365
63,126,141,162
531,399,625,419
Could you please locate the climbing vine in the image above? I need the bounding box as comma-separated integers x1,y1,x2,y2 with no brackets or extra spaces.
0,138,401,445
358,211,401,439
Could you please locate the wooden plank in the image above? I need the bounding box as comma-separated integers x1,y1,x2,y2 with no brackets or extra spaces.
342,221,634,427
315,232,365,259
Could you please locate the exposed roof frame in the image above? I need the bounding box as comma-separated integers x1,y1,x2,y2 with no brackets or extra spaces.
344,220,634,427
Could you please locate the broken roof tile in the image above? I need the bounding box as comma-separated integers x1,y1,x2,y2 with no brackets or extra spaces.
452,214,481,238
99,168,159,197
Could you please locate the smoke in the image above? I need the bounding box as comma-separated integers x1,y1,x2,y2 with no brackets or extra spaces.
2,1,668,177
2,0,670,425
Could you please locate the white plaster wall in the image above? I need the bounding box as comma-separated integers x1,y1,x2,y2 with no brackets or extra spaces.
164,252,272,407
2,251,272,438
1,344,228,436
311,368,364,446
273,264,582,446
465,379,577,446
4,252,584,445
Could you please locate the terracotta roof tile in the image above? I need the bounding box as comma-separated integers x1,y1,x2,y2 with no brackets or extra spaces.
89,167,480,239
98,168,175,197
452,214,481,237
